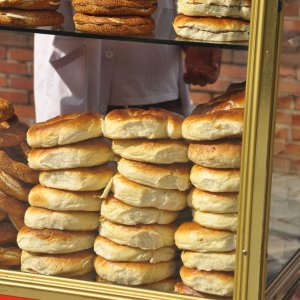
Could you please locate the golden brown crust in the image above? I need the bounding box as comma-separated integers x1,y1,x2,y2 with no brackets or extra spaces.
21,249,95,276
19,226,95,240
0,98,14,122
27,113,103,148
175,282,228,298
0,246,21,267
74,13,155,35
72,0,157,16
0,150,39,184
192,89,245,116
188,139,242,168
174,15,249,32
0,222,17,245
0,0,60,10
0,9,64,27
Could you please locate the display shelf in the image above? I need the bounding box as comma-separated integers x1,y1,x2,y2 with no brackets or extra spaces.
0,1,249,50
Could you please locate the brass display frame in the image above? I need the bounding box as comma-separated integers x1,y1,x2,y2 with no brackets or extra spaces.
0,1,288,300
234,0,284,299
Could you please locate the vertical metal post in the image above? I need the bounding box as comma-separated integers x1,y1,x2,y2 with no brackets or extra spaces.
234,0,284,299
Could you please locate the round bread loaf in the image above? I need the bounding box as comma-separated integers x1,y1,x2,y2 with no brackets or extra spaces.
112,173,187,211
99,218,176,250
104,109,183,139
0,247,21,268
181,251,235,272
17,226,97,254
175,222,236,252
24,207,99,231
0,170,31,202
27,113,103,148
0,9,64,26
183,109,244,141
190,165,240,192
118,158,191,191
193,210,238,232
29,184,102,211
0,98,14,122
94,235,176,263
95,256,177,285
39,164,115,191
28,139,114,170
175,281,231,299
21,249,95,276
73,0,157,15
0,222,17,245
180,267,234,296
0,150,39,184
112,139,189,164
173,15,250,42
188,188,238,213
177,0,251,20
97,276,177,293
74,14,155,35
0,0,60,10
101,196,178,225
188,139,241,169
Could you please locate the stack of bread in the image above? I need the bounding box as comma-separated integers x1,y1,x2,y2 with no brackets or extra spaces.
173,0,251,42
17,113,115,280
93,108,191,292
174,89,245,297
73,0,156,35
0,0,63,27
0,97,38,270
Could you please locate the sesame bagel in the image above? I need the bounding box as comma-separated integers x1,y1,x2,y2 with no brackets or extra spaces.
0,150,39,184
0,98,14,122
0,9,64,27
74,14,155,35
0,0,60,10
72,0,157,16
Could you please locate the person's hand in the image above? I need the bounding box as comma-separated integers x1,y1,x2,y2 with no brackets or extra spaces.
183,47,222,86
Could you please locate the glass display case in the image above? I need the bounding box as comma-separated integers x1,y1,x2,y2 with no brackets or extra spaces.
0,0,299,299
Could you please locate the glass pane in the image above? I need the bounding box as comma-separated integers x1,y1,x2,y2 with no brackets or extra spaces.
267,0,300,285
0,0,248,49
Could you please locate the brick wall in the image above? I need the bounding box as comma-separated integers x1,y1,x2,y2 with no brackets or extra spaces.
0,2,299,173
0,31,34,124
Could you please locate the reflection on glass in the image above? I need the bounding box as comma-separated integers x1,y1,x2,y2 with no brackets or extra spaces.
267,4,300,284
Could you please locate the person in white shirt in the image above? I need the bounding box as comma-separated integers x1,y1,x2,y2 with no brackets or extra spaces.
34,0,221,122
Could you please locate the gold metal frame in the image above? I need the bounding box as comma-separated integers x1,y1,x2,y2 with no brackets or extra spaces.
0,1,286,300
234,0,284,299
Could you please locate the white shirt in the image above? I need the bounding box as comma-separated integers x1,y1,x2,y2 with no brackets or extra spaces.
34,0,190,122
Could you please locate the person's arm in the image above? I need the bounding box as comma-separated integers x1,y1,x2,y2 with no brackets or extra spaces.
182,47,222,86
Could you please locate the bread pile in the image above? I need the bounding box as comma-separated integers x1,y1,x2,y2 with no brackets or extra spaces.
17,113,115,280
174,89,245,297
0,0,63,27
0,98,39,270
93,108,191,292
173,0,251,41
73,0,156,35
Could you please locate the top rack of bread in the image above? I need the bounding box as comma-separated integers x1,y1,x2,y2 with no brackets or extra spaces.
0,0,251,49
